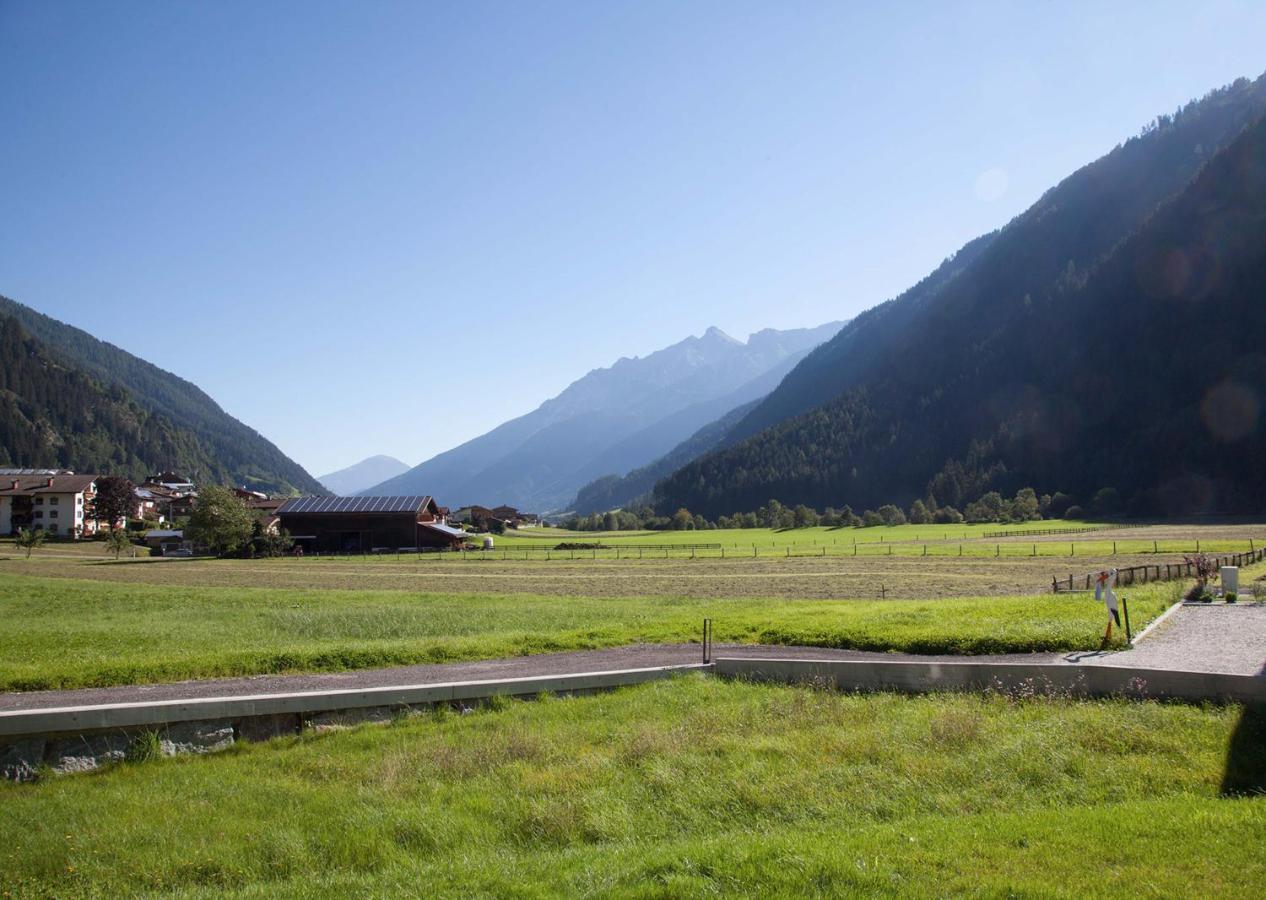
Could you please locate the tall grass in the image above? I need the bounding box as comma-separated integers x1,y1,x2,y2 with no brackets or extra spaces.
0,676,1260,896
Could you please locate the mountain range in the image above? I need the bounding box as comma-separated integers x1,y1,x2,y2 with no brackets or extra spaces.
318,455,410,496
368,322,843,511
0,295,324,495
652,73,1266,518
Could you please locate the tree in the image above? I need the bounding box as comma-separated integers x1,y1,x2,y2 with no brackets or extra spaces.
933,505,964,524
254,526,294,558
877,504,907,527
793,504,819,528
672,508,694,531
1010,487,1040,521
908,499,933,524
93,476,134,530
1046,492,1076,519
964,491,1007,523
186,485,253,557
861,509,884,527
15,527,44,558
104,527,133,559
1091,487,1122,517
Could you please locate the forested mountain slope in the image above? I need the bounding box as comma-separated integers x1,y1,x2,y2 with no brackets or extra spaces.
0,317,251,483
654,75,1266,517
0,295,323,494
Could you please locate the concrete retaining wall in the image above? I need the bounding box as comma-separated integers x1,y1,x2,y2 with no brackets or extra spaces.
0,664,706,781
714,657,1266,704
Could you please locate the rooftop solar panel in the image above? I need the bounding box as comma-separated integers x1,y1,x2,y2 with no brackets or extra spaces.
276,496,432,515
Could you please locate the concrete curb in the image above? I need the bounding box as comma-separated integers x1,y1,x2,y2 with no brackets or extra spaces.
714,657,1266,704
0,664,709,739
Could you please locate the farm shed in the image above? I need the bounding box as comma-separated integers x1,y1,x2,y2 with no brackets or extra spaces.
275,495,461,553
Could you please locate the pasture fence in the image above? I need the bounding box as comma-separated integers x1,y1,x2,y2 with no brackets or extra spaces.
982,524,1126,539
1051,546,1266,593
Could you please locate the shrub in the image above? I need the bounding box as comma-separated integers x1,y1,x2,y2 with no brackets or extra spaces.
1064,505,1085,520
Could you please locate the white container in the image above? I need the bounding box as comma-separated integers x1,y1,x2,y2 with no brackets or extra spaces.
483,536,494,550
1220,566,1238,595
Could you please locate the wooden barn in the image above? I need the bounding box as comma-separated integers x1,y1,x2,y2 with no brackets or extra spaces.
275,495,466,553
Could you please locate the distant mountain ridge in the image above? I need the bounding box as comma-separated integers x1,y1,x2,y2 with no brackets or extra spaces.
0,294,324,495
652,74,1266,518
319,455,410,495
368,321,844,511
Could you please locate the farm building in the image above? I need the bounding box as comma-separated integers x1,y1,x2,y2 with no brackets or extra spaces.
275,495,465,553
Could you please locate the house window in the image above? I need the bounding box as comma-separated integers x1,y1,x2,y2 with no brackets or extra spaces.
47,524,58,534
35,497,44,505
34,511,43,519
49,511,58,518
77,497,83,505
49,497,59,505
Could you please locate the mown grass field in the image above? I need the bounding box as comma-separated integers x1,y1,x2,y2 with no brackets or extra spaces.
2,676,1263,896
0,573,1182,691
5,522,1263,603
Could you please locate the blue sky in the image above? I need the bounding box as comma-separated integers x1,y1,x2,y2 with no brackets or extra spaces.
2,1,1264,476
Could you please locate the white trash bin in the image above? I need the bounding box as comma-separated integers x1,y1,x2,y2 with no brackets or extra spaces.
1220,566,1238,595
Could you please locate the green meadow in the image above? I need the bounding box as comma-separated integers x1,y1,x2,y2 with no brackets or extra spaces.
2,676,1262,897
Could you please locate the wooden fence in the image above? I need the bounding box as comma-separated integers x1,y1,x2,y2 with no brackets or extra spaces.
984,524,1124,539
1051,547,1266,593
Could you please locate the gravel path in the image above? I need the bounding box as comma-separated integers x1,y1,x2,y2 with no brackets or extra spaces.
1077,602,1266,675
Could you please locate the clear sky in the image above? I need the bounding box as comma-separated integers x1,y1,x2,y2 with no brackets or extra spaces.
2,1,1264,476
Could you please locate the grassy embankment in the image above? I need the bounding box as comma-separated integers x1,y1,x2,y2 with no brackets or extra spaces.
0,573,1181,691
1,675,1263,896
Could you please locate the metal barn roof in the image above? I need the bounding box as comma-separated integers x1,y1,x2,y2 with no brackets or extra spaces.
276,496,434,515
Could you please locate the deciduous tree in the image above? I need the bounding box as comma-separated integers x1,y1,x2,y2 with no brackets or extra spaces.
186,485,253,557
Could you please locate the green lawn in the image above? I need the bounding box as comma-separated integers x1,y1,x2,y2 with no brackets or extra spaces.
2,676,1261,896
0,574,1179,691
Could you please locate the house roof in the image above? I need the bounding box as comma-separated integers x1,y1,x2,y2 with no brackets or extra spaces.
419,521,467,539
0,474,98,495
276,496,435,516
246,498,285,511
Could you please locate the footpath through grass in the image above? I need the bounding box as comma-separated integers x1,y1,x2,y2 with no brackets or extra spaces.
0,574,1179,691
1,676,1262,896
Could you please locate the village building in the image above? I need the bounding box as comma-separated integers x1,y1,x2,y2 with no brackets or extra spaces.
450,504,539,530
275,495,466,553
0,473,100,538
